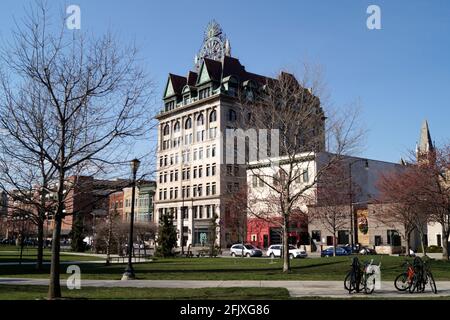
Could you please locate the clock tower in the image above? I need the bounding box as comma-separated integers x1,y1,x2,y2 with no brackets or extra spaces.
194,20,231,71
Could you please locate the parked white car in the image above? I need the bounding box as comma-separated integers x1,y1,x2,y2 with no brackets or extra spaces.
230,244,263,257
266,244,308,259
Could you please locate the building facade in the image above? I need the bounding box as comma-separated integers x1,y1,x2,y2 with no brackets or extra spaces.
123,182,156,223
154,21,277,248
246,152,406,249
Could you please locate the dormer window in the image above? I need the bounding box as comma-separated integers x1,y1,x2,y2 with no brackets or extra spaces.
199,87,211,99
183,95,190,105
165,101,175,112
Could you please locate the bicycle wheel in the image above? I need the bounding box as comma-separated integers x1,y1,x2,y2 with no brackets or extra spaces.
409,274,419,294
364,274,375,294
344,272,352,292
394,273,410,291
428,272,437,294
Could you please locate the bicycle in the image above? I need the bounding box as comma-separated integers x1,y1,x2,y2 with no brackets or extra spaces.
394,260,415,291
409,257,437,294
344,257,380,294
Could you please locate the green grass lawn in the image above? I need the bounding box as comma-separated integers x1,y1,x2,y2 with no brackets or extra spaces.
0,246,104,263
1,255,450,281
0,284,289,300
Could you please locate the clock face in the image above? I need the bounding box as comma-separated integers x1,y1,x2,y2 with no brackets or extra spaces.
199,37,224,61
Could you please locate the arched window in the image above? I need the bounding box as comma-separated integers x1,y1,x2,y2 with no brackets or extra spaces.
174,121,180,133
185,117,192,130
209,110,217,123
163,124,170,136
228,109,237,122
197,113,204,126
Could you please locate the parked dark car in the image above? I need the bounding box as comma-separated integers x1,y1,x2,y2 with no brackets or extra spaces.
321,246,350,257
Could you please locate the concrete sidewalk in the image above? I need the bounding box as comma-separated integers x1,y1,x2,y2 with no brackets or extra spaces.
1,278,449,298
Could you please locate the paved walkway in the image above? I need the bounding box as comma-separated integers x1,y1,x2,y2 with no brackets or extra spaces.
1,278,449,298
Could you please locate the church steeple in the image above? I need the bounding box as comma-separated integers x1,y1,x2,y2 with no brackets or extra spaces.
416,119,435,163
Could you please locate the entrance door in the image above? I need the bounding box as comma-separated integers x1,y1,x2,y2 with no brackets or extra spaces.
270,228,282,245
263,235,269,248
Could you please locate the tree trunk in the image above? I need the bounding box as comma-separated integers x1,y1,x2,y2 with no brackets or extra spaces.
333,230,337,257
442,229,449,261
48,215,62,299
19,236,24,265
282,216,290,273
106,217,112,265
405,231,411,257
36,218,44,270
420,232,427,257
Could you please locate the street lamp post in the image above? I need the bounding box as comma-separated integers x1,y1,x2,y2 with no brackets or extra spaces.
122,158,140,280
348,159,369,249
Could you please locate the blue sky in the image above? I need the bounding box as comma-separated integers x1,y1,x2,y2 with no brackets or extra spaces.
0,0,449,163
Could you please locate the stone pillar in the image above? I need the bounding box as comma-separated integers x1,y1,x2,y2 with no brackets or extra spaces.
177,207,183,247
187,206,194,247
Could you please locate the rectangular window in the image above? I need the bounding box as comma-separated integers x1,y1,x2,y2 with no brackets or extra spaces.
211,145,216,158
212,182,216,195
259,176,264,187
302,169,309,183
206,146,210,158
193,167,197,179
193,149,198,161
209,127,217,139
234,165,239,176
198,166,203,178
199,148,203,160
212,164,216,176
206,183,210,196
206,164,210,177
193,185,197,197
198,185,202,197
227,165,233,176
227,183,233,193
374,236,382,246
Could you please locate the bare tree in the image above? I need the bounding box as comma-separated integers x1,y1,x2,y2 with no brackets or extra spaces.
0,2,154,298
238,67,365,272
420,145,450,260
309,163,354,256
134,221,157,257
375,165,432,256
224,187,247,245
